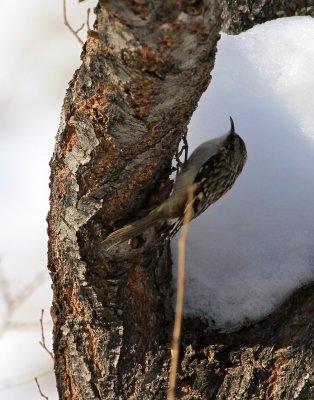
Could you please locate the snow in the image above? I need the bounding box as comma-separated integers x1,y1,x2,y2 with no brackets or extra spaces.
0,3,314,398
172,16,314,331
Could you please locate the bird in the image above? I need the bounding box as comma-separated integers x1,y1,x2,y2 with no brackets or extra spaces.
104,117,247,247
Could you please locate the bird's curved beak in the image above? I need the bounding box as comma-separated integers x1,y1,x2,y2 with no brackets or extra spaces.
229,116,235,134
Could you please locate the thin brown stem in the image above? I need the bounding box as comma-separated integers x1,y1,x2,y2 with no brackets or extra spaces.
167,187,194,400
63,0,84,45
35,377,49,400
39,309,54,361
87,8,91,31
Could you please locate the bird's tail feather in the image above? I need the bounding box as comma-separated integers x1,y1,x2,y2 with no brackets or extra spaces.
103,211,162,248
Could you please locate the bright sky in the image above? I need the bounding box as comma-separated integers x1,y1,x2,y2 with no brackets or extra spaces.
0,2,313,398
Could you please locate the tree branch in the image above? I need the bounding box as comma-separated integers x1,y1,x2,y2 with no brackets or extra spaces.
63,0,84,45
168,188,194,400
35,377,49,400
48,1,314,398
39,309,54,361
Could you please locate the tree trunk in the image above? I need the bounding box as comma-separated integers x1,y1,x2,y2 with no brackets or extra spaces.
47,1,314,399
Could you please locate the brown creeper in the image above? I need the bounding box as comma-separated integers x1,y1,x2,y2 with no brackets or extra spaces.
104,117,247,246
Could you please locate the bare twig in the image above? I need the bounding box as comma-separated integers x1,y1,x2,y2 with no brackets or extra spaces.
167,187,194,400
39,309,54,361
35,377,49,400
86,8,91,31
63,0,84,45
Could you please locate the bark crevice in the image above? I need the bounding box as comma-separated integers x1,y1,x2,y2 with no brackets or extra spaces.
48,1,314,398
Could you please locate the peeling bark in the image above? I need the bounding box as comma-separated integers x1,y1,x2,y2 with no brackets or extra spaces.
48,1,314,399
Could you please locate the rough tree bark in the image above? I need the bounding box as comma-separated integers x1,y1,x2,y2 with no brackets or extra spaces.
48,1,314,399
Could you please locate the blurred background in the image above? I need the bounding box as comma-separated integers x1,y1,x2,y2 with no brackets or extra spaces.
1,1,314,398
0,1,96,399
